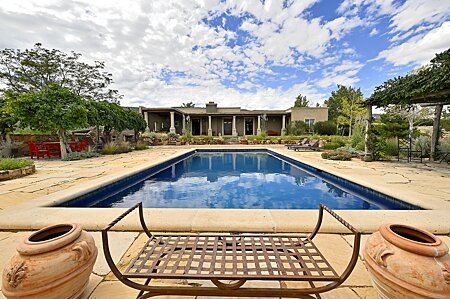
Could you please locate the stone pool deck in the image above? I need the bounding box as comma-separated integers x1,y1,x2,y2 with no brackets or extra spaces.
0,145,449,298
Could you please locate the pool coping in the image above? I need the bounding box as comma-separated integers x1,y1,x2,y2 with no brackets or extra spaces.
0,146,449,234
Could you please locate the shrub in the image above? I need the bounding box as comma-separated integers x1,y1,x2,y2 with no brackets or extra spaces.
413,135,431,157
383,138,398,157
314,121,337,135
0,158,33,170
62,151,100,161
116,141,132,153
321,151,352,161
328,136,349,147
336,146,359,155
134,141,148,151
167,132,178,140
102,142,117,155
286,121,309,136
351,121,365,149
322,142,341,150
438,139,450,153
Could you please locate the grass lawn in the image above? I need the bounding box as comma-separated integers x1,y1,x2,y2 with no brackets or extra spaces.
0,158,34,170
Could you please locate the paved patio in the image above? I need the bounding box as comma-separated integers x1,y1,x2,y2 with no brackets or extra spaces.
1,145,450,298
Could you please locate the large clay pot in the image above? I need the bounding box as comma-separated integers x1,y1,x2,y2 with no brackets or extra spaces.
2,223,97,299
364,224,450,299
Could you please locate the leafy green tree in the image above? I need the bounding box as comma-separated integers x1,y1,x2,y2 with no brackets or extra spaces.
328,85,365,136
0,95,17,142
294,94,309,107
9,84,88,159
124,109,147,142
0,43,121,101
86,100,126,144
324,88,344,121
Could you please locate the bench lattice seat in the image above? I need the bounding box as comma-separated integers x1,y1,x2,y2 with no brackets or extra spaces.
102,203,360,298
125,235,338,281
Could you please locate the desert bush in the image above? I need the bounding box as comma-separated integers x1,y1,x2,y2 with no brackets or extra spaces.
438,139,450,153
322,142,341,150
336,146,359,155
167,132,178,140
286,121,309,136
0,158,33,170
314,121,337,135
116,141,132,153
328,136,349,146
321,151,352,161
101,142,117,155
134,141,148,151
383,138,399,157
413,135,431,157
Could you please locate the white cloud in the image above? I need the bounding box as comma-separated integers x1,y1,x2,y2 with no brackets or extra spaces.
376,22,450,66
316,60,364,88
390,0,450,32
369,28,379,36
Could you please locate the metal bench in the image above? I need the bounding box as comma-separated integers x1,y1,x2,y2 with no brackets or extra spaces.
102,203,361,299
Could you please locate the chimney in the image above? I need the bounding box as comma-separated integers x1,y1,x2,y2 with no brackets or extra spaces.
206,101,217,113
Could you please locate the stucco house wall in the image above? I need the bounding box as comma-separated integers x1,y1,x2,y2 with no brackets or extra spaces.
290,107,328,123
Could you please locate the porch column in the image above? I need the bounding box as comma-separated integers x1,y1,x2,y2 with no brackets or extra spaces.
232,115,237,136
257,115,261,135
170,112,176,133
208,115,212,136
281,115,286,136
182,114,186,134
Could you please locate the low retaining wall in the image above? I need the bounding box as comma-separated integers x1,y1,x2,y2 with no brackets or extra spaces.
0,165,36,181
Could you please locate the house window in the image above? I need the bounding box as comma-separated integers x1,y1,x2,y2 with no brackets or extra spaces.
305,118,315,127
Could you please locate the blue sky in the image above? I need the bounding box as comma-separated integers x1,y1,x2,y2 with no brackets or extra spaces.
0,0,449,109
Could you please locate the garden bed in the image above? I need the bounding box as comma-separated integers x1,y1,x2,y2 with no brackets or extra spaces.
0,159,36,181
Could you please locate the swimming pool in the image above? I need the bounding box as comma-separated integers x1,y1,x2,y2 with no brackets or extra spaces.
60,149,420,210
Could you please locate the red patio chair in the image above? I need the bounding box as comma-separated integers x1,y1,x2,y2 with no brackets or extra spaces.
79,140,89,151
28,141,50,159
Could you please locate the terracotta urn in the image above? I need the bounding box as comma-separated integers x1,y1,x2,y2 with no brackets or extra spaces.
363,224,450,299
2,223,97,299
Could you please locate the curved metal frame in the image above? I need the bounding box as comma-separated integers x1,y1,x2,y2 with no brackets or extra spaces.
102,203,361,298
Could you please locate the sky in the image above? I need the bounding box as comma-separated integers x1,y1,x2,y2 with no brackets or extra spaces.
0,0,450,109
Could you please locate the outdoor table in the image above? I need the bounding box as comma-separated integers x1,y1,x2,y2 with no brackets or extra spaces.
42,141,80,157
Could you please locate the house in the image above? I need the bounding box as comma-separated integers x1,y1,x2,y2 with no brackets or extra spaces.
139,102,328,136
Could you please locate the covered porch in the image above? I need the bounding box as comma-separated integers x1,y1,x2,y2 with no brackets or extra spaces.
140,108,289,136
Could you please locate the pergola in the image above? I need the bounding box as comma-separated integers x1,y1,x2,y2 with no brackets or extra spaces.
364,48,450,161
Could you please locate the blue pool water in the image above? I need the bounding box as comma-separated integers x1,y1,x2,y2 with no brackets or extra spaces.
62,151,420,210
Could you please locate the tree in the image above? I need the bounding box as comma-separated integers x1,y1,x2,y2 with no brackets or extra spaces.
383,104,432,142
181,102,195,108
294,94,309,107
329,85,365,136
9,84,88,159
86,100,126,144
0,95,17,142
124,109,147,142
0,43,121,102
324,88,344,121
